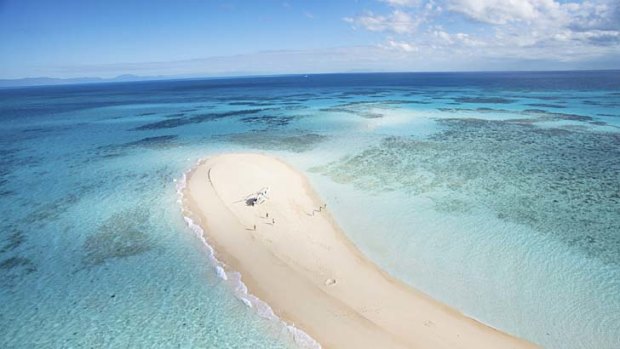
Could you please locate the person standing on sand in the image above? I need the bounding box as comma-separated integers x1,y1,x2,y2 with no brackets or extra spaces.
253,224,256,231
272,218,275,225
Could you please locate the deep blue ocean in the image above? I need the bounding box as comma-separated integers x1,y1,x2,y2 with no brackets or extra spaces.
1,71,619,348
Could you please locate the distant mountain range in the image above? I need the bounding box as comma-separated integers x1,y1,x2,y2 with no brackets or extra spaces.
0,74,166,88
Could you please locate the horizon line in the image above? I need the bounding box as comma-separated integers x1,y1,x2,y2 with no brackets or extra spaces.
2,69,620,89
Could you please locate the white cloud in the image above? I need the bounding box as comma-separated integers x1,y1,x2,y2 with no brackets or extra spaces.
447,0,619,30
431,30,485,47
380,0,422,7
381,39,418,51
557,29,620,45
344,10,421,34
345,2,442,35
446,0,559,25
346,0,619,68
563,0,620,31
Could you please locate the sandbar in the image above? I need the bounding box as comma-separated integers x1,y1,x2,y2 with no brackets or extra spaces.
182,153,538,349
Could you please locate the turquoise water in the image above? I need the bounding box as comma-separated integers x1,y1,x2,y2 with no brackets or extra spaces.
1,72,619,348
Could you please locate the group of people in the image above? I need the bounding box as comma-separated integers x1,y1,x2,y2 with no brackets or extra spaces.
246,187,328,230
251,213,275,231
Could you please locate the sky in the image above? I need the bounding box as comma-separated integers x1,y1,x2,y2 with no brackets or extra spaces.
0,0,619,79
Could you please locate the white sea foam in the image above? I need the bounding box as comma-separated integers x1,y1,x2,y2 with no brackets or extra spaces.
175,173,187,194
215,265,228,280
288,324,321,349
177,165,321,349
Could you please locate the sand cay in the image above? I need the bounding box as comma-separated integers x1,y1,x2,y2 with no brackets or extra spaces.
182,153,539,349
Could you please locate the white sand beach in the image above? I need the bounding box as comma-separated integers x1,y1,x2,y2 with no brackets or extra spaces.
182,153,539,349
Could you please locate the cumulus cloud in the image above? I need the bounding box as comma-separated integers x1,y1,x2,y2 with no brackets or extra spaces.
563,0,620,31
344,10,421,34
447,0,619,31
344,1,441,34
446,0,558,25
344,0,619,67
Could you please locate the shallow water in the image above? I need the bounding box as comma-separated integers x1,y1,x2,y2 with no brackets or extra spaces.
1,72,619,348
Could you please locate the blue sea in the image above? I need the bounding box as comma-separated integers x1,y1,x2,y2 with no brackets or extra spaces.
1,72,619,348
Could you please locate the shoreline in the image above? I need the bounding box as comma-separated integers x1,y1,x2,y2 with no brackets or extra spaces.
181,153,539,349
